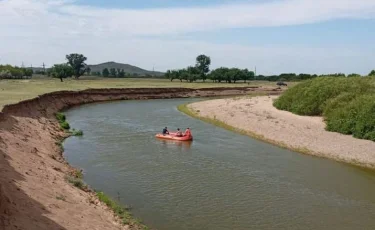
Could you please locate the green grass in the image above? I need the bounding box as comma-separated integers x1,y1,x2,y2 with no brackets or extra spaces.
70,129,84,136
66,176,88,191
96,191,149,229
0,77,294,109
274,77,375,141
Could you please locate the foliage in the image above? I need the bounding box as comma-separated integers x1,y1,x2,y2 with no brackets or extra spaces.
369,70,375,76
195,54,211,82
110,68,117,77
71,129,83,136
55,112,70,130
348,73,361,78
0,65,33,79
102,68,110,77
274,77,375,141
66,53,88,79
50,64,73,82
66,176,88,190
96,192,148,228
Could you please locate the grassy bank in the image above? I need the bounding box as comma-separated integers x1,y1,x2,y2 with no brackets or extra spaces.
65,172,148,229
273,77,375,141
177,103,313,155
0,77,292,109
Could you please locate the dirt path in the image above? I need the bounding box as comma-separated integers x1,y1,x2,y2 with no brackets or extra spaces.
189,96,375,169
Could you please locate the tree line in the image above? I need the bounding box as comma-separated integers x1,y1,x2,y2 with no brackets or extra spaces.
0,65,33,79
1,53,375,82
166,54,375,83
92,68,127,78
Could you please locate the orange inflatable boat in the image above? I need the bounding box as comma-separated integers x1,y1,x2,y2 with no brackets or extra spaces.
155,132,193,141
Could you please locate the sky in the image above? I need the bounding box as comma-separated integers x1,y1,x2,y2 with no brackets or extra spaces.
1,0,375,75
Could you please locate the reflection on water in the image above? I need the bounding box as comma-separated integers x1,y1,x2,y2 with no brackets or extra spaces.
159,139,192,150
64,99,375,230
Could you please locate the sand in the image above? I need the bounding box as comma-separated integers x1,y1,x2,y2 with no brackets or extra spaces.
189,96,375,169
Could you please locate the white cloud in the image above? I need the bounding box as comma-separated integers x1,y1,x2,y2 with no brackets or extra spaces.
0,0,374,74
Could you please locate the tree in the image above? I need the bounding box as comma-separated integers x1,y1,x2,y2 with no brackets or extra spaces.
369,70,375,76
165,70,173,81
102,68,110,77
118,69,125,78
110,68,117,77
66,53,88,79
86,66,91,75
348,73,361,78
50,64,73,82
195,54,211,82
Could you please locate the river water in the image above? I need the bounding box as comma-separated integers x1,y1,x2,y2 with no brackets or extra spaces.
63,99,375,230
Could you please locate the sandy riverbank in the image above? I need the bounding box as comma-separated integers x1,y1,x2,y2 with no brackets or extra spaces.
188,96,375,169
0,87,281,230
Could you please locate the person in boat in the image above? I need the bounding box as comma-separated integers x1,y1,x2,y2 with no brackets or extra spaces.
184,128,191,137
175,128,183,137
162,127,169,135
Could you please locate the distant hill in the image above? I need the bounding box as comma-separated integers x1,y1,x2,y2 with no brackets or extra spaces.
88,62,164,77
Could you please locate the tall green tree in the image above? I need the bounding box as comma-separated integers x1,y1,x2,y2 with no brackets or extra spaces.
66,53,88,79
102,68,110,77
118,69,125,78
195,54,211,82
50,64,73,82
110,68,117,77
369,70,375,76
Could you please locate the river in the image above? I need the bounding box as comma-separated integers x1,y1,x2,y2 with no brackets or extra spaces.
63,98,375,230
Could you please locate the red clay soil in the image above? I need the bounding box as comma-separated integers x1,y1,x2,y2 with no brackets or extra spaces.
0,87,282,230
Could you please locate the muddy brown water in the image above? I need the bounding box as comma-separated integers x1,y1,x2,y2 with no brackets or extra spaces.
63,99,375,230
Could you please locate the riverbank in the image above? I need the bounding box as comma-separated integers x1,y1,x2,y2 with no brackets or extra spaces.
0,87,281,229
185,96,375,169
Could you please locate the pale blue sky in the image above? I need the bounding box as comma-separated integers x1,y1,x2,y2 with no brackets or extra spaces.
1,0,374,75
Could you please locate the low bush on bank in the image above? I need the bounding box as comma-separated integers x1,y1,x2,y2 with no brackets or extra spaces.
274,77,375,141
55,112,84,135
71,129,84,136
66,175,88,191
56,112,70,130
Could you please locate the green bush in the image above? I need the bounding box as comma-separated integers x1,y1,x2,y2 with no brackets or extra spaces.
60,121,70,130
71,129,83,136
274,77,375,141
55,112,66,122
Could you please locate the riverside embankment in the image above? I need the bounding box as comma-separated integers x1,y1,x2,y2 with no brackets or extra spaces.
0,87,280,230
186,96,375,169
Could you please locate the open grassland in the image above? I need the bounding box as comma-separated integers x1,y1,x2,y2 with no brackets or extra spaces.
0,77,293,109
274,77,375,141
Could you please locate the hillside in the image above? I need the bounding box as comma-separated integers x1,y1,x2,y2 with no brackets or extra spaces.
88,62,164,76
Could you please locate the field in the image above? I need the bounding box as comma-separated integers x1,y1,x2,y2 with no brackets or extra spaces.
0,77,291,109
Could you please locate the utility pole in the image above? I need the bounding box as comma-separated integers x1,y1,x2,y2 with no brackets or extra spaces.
21,61,25,68
42,62,46,74
254,66,257,80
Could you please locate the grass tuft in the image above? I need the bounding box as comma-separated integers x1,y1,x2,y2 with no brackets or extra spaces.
71,128,84,136
65,175,88,191
96,191,149,229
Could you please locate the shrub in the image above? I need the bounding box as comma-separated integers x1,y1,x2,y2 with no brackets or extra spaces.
66,176,88,190
60,121,70,130
274,77,375,141
71,129,83,136
55,112,66,122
